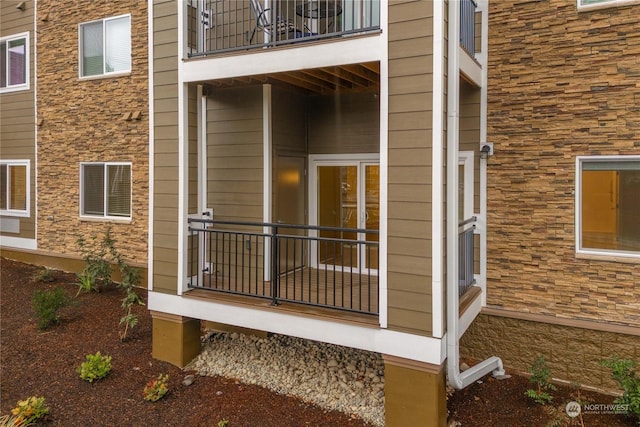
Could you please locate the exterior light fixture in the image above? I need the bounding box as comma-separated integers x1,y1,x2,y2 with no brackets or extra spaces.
16,2,26,11
480,143,493,159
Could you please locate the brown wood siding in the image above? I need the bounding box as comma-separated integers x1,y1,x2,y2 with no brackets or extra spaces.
153,0,179,294
0,1,35,240
307,93,379,155
387,0,435,336
273,88,306,155
207,86,264,222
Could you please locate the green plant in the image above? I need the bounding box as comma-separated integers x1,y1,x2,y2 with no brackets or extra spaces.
77,352,112,383
75,270,97,296
10,396,48,425
118,264,143,341
77,227,145,341
525,356,557,405
76,229,115,291
143,374,169,402
34,267,54,283
602,356,640,421
217,420,229,427
32,287,71,330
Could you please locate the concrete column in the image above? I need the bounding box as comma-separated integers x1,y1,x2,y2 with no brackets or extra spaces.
383,355,447,427
151,311,201,367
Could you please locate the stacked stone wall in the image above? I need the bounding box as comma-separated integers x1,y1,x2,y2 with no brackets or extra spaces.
486,0,640,328
36,0,148,264
461,313,640,390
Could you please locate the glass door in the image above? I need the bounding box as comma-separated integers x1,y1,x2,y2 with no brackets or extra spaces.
313,159,379,272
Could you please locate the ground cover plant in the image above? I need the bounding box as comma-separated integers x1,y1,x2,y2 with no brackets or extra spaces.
0,257,636,426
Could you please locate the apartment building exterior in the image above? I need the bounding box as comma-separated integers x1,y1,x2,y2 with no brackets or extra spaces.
0,0,149,271
148,1,492,425
2,0,637,426
461,0,640,391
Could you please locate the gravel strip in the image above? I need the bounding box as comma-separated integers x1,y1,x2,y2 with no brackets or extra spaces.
186,331,385,426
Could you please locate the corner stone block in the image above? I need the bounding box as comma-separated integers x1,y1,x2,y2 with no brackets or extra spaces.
383,355,447,427
151,311,201,368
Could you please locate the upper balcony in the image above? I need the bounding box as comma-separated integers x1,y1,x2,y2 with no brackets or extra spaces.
187,0,381,58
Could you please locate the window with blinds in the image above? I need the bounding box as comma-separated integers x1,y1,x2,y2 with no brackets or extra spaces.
79,15,131,78
0,33,29,92
0,160,29,216
81,163,131,219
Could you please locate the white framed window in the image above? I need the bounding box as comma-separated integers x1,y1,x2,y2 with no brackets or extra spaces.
0,32,29,93
79,14,131,78
577,0,640,10
576,156,640,258
80,162,132,219
0,160,30,217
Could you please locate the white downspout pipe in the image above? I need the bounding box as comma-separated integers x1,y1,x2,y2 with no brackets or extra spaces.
446,0,505,390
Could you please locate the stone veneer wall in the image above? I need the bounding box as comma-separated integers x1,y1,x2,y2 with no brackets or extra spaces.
460,313,640,391
485,0,640,328
36,0,148,264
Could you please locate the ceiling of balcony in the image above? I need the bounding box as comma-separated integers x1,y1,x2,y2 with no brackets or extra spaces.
205,61,380,96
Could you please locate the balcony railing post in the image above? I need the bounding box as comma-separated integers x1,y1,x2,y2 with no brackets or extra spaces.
271,225,279,305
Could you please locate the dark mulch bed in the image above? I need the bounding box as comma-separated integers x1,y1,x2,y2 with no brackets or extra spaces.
1,257,637,426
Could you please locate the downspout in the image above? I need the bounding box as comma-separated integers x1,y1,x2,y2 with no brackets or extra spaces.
446,0,505,390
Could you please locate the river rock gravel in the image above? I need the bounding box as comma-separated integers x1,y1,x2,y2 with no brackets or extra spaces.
186,331,385,426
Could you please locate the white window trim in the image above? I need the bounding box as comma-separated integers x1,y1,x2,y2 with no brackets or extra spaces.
577,0,640,11
0,32,30,93
575,155,640,259
80,162,133,221
0,159,30,218
78,14,131,79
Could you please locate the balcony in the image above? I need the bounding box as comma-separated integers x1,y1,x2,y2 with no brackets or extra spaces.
187,218,379,315
460,0,477,57
187,0,381,57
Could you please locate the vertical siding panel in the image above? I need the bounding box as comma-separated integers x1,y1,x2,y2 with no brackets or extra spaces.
387,0,435,336
153,2,179,294
0,1,35,240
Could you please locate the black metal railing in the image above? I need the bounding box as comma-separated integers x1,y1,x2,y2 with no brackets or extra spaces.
188,218,379,315
460,0,477,56
458,216,477,297
187,0,381,57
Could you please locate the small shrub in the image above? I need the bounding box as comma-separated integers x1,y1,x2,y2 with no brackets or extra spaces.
10,396,49,425
75,270,97,296
217,420,229,427
602,356,640,421
77,352,112,383
34,267,54,283
32,287,71,330
143,374,169,402
525,356,556,405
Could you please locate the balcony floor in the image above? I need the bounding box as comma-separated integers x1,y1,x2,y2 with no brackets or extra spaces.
186,266,379,324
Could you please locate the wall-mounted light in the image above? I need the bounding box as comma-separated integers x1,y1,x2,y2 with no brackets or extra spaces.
480,143,494,160
16,2,26,11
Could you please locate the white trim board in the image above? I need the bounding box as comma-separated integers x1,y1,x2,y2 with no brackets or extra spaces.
149,291,446,364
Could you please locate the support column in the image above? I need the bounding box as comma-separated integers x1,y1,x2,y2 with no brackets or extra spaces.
383,355,447,427
151,311,201,367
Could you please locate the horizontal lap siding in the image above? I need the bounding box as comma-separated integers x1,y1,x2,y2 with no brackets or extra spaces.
387,0,435,336
0,2,35,239
153,0,179,294
207,86,264,222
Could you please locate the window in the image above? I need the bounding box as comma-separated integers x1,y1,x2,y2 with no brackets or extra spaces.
0,33,29,92
578,0,640,10
577,157,640,257
79,15,131,78
80,163,132,219
0,160,30,216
